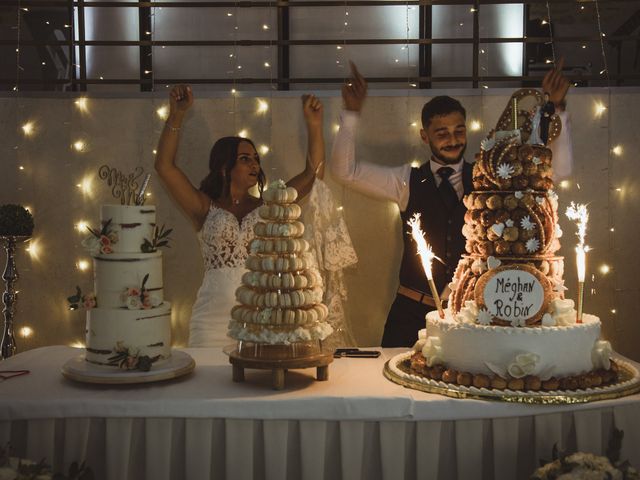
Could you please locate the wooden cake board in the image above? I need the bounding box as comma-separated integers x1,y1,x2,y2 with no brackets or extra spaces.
228,350,334,390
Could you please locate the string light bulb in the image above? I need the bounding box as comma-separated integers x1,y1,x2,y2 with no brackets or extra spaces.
559,180,570,189
410,160,421,168
612,145,623,156
238,129,248,138
21,122,34,136
69,341,85,348
75,97,88,112
256,99,269,114
599,264,611,275
469,120,482,132
75,220,89,232
19,326,33,338
73,140,86,152
594,102,607,117
76,260,90,271
259,145,269,155
25,238,40,261
156,105,169,120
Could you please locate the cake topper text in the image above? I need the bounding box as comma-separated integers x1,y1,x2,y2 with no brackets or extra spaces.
98,165,150,205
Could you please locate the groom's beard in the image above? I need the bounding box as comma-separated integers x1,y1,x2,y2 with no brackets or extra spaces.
430,141,466,165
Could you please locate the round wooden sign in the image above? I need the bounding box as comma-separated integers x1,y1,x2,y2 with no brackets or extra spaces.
474,264,551,325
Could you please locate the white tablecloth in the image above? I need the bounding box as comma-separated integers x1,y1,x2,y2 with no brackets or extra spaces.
1,346,639,480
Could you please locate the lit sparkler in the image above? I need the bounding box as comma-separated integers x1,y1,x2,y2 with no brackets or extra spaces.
565,202,590,323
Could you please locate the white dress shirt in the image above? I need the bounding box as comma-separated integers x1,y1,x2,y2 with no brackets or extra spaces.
329,109,574,212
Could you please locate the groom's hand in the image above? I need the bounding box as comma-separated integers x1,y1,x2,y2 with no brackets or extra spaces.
542,57,570,111
342,61,368,112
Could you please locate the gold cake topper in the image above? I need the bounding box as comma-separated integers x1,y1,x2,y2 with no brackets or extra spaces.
494,89,562,145
98,165,148,205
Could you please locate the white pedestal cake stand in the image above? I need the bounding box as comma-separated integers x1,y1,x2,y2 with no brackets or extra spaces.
61,350,195,385
384,351,640,405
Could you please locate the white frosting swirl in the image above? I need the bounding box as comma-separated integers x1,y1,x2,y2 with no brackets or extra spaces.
421,336,444,367
548,298,576,326
455,300,478,325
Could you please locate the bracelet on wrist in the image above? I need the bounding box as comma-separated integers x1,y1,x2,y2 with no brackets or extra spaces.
165,122,181,132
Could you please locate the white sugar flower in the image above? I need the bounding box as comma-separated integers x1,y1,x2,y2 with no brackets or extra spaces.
536,196,545,205
555,224,563,238
525,238,540,253
505,219,514,228
532,156,542,165
520,216,535,231
125,296,143,310
507,353,540,378
592,340,613,370
510,317,527,328
515,191,523,199
547,189,558,200
477,308,492,325
481,137,496,151
496,163,515,180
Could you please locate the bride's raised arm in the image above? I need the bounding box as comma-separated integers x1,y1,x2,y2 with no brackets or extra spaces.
154,84,211,231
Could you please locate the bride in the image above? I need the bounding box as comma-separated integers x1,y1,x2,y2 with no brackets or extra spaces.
155,85,324,347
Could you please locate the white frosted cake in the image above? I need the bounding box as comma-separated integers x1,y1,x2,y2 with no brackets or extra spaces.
405,90,619,393
228,181,333,345
81,204,172,370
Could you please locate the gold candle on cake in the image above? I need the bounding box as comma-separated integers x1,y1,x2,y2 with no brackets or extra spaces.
407,213,444,319
565,202,590,324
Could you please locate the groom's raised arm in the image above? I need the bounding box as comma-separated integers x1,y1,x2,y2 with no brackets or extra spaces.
329,62,411,211
544,58,573,180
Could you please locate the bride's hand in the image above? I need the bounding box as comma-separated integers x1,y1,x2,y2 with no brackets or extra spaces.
169,84,193,117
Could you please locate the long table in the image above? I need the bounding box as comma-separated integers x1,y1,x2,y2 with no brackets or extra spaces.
2,346,639,480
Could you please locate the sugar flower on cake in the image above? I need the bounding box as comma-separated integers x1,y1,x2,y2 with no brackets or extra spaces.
548,298,576,326
525,237,540,253
515,191,524,199
555,224,563,238
82,218,118,255
532,156,542,165
107,341,160,371
120,273,161,310
480,136,495,152
507,352,540,378
66,286,97,310
520,216,535,231
510,316,527,328
592,340,613,370
477,308,492,325
421,336,444,367
496,163,515,180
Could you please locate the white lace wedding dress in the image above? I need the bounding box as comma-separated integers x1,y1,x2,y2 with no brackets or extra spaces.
188,204,261,347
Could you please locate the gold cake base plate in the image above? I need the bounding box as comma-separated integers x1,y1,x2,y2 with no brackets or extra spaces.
384,351,640,405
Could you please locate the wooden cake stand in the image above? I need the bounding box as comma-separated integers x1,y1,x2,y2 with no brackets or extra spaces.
228,343,334,390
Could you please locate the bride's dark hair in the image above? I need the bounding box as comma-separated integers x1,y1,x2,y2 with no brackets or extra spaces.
199,136,266,200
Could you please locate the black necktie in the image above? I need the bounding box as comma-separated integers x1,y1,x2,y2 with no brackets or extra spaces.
437,167,459,211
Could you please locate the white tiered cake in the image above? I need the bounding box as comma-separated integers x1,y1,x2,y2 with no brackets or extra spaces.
83,204,172,369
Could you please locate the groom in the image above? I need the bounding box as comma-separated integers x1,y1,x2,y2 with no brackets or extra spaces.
329,61,572,347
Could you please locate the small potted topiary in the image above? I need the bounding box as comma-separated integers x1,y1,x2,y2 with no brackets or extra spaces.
0,204,34,238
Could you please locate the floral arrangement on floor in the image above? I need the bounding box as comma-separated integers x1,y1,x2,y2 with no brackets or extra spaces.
81,219,117,255
66,287,96,311
141,224,172,253
120,273,161,310
0,443,93,480
107,341,160,372
0,205,34,237
531,429,639,480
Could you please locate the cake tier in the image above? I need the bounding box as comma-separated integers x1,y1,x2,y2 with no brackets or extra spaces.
242,270,322,290
85,301,172,366
462,190,561,257
236,285,324,308
249,238,309,255
245,254,310,273
421,310,602,379
472,142,554,192
231,303,329,326
258,203,302,221
227,320,333,345
253,221,305,238
101,204,156,254
93,251,163,308
449,255,565,323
